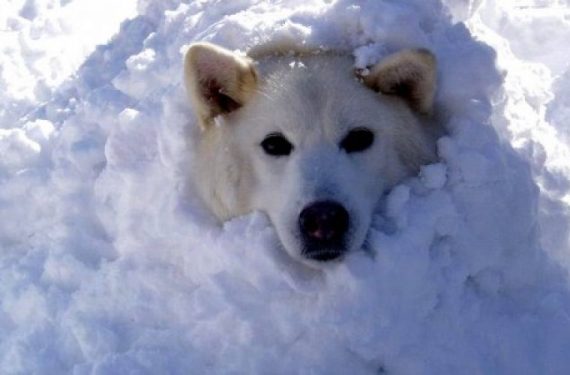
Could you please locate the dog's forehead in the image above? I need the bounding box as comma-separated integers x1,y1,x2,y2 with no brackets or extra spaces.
251,55,385,137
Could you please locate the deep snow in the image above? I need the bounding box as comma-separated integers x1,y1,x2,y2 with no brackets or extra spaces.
1,0,570,374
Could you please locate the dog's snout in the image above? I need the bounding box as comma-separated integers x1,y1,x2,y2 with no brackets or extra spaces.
299,201,349,261
300,201,349,241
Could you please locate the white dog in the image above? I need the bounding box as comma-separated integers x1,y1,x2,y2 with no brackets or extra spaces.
184,42,438,265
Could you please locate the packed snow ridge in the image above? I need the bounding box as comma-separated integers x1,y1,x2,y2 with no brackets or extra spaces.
1,0,570,373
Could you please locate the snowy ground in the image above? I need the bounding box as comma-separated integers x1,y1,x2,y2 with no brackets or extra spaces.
1,0,570,373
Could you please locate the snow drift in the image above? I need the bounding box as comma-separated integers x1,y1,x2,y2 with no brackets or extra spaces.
1,0,570,373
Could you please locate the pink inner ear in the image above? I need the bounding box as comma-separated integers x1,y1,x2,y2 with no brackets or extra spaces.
201,79,241,114
194,52,242,115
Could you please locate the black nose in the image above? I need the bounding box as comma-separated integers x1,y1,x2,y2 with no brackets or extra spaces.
299,201,349,261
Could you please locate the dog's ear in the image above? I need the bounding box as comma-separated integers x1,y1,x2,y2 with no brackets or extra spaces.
361,49,436,114
184,42,258,128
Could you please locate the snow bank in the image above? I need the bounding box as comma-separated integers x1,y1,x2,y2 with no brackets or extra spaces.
0,0,137,125
1,0,570,373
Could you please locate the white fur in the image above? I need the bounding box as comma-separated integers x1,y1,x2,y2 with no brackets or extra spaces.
184,43,438,266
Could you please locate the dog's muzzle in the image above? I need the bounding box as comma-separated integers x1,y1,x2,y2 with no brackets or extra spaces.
299,200,349,261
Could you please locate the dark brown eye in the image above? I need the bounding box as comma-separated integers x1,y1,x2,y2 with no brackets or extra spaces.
261,133,293,156
340,128,374,153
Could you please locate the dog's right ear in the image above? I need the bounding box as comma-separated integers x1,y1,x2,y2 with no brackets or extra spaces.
184,43,258,128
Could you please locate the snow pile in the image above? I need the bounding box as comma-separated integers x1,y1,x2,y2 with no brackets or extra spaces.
0,0,137,125
464,0,570,270
1,0,570,373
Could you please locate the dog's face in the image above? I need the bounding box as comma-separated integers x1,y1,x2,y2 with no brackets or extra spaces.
184,43,437,266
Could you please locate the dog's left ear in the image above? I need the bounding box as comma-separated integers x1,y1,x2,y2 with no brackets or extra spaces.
361,49,436,115
184,42,258,128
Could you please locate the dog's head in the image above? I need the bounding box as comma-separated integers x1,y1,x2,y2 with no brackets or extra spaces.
184,42,437,266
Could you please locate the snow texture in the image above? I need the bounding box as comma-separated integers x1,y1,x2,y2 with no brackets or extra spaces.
1,0,570,373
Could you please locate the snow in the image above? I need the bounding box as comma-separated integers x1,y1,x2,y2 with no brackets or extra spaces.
0,0,138,126
1,0,570,373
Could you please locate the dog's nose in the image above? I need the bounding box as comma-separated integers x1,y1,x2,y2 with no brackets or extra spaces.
299,201,349,260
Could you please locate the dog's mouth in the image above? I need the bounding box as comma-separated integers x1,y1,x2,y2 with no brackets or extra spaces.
304,250,344,262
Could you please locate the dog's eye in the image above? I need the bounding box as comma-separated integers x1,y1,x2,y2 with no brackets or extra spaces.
261,133,293,156
340,128,374,153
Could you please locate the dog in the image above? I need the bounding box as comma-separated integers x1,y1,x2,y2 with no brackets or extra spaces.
184,42,438,266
